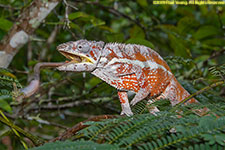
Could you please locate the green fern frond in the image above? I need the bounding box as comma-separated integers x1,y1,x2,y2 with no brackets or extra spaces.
165,56,193,65
106,114,156,144
132,100,148,114
0,68,22,112
0,68,22,96
138,116,225,150
209,64,225,79
0,75,22,89
76,104,225,149
0,89,11,96
77,117,127,141
181,143,224,150
29,140,120,150
119,113,200,147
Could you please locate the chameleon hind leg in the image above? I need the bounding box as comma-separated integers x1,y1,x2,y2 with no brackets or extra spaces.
130,66,172,106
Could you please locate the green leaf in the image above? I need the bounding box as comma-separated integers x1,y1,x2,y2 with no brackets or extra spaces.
129,25,145,39
99,26,113,32
0,18,13,32
90,18,105,27
202,38,225,47
68,12,88,20
193,26,220,40
29,140,120,150
0,99,12,113
0,68,16,79
177,17,199,35
137,0,148,7
69,22,81,31
215,134,225,146
168,34,190,58
69,12,105,27
175,125,186,133
125,38,154,49
106,33,124,42
160,24,180,35
199,116,215,128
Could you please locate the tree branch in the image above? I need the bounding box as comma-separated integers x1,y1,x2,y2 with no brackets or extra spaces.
0,0,60,68
50,115,118,142
28,100,92,111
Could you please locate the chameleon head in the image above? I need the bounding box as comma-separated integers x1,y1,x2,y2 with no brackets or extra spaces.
57,39,104,71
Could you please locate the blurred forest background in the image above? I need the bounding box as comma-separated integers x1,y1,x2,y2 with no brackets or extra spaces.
0,0,224,150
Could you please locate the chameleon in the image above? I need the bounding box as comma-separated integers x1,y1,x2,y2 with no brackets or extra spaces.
56,39,197,116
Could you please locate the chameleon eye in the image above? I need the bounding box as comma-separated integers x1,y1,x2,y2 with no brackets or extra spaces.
77,43,90,53
78,45,82,49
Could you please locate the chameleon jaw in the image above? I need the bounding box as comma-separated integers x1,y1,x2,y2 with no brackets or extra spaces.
59,51,94,64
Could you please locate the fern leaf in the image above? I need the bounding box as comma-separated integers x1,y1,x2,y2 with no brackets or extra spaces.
29,140,120,150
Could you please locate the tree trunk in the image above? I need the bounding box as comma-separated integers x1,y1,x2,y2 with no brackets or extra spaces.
0,0,60,68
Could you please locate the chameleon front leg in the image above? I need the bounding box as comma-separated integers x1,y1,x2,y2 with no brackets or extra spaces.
92,68,134,116
118,91,133,116
57,63,96,72
130,67,151,106
103,62,151,107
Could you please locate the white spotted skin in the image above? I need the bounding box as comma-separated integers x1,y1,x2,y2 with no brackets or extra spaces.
57,40,198,116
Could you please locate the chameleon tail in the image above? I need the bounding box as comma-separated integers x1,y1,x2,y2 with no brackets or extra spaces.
148,77,210,116
160,76,198,106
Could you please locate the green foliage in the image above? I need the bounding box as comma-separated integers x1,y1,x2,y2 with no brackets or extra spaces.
0,68,21,113
72,100,225,150
126,38,155,49
74,105,225,150
209,64,225,79
165,56,193,65
0,18,13,32
29,140,120,150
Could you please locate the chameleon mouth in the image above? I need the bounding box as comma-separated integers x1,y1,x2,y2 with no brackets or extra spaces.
59,51,94,64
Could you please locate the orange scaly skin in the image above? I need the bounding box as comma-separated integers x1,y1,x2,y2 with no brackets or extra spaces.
57,40,197,116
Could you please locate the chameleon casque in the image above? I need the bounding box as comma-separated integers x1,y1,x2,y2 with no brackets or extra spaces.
57,40,197,116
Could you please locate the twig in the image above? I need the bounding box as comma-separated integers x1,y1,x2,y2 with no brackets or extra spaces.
203,49,225,66
0,3,20,10
62,0,78,29
63,0,71,29
28,100,92,111
48,121,69,129
50,115,118,142
63,111,96,118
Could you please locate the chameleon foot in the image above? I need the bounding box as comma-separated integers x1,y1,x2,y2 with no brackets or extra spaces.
120,105,133,116
148,106,160,116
